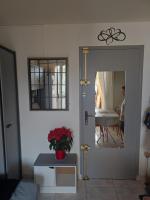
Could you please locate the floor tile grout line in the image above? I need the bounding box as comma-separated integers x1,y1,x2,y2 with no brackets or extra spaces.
112,179,120,200
39,179,145,200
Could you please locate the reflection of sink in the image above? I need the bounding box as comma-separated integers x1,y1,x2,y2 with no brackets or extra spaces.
95,108,115,114
95,112,119,126
95,108,119,120
100,110,114,114
95,111,119,118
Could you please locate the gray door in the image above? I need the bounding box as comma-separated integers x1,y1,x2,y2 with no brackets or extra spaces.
0,47,21,179
80,46,143,179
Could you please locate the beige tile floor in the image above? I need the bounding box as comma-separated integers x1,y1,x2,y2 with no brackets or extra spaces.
39,179,145,200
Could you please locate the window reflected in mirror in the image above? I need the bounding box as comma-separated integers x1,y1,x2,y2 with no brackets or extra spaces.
28,58,68,110
95,71,125,148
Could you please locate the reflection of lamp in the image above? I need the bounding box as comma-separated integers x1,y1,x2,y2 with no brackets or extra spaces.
80,48,90,86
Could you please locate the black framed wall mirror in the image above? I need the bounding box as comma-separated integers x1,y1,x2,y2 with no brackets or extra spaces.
28,58,69,110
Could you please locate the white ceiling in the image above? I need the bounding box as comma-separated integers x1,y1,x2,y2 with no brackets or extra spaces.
0,0,150,26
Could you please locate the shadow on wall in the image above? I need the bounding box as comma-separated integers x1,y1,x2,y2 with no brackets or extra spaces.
22,163,34,179
143,130,150,150
143,106,150,152
0,29,15,51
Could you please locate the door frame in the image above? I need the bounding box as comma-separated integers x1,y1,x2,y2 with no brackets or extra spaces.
79,45,144,178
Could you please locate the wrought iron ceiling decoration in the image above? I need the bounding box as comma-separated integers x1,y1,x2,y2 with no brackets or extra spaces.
97,27,126,45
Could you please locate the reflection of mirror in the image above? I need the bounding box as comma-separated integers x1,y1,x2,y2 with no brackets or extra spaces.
28,58,68,110
95,71,125,148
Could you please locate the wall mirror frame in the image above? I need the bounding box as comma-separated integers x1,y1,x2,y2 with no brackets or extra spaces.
28,57,69,111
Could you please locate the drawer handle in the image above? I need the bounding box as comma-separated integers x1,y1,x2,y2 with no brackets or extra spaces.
49,167,54,169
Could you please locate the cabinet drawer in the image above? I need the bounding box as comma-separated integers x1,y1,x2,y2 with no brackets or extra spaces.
34,166,56,186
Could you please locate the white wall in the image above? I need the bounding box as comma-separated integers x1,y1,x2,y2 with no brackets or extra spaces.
0,22,150,178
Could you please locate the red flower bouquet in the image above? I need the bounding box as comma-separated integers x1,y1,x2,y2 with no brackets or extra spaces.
48,127,73,156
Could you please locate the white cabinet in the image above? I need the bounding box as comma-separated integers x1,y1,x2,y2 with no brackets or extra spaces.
34,166,56,187
34,154,77,193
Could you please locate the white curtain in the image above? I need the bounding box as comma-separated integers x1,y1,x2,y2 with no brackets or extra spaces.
97,71,114,111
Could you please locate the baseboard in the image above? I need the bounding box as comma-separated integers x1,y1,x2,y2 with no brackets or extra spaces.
136,175,145,182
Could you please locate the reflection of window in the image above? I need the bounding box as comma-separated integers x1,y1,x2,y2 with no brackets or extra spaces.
95,72,114,111
28,58,68,110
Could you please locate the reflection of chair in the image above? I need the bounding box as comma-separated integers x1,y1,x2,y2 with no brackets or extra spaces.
109,123,121,136
109,123,124,143
95,114,123,145
111,124,120,134
96,124,117,145
96,124,104,143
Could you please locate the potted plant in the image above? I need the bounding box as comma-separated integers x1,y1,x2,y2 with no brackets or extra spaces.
48,127,73,160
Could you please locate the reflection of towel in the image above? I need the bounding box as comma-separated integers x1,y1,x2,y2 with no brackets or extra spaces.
120,99,125,121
